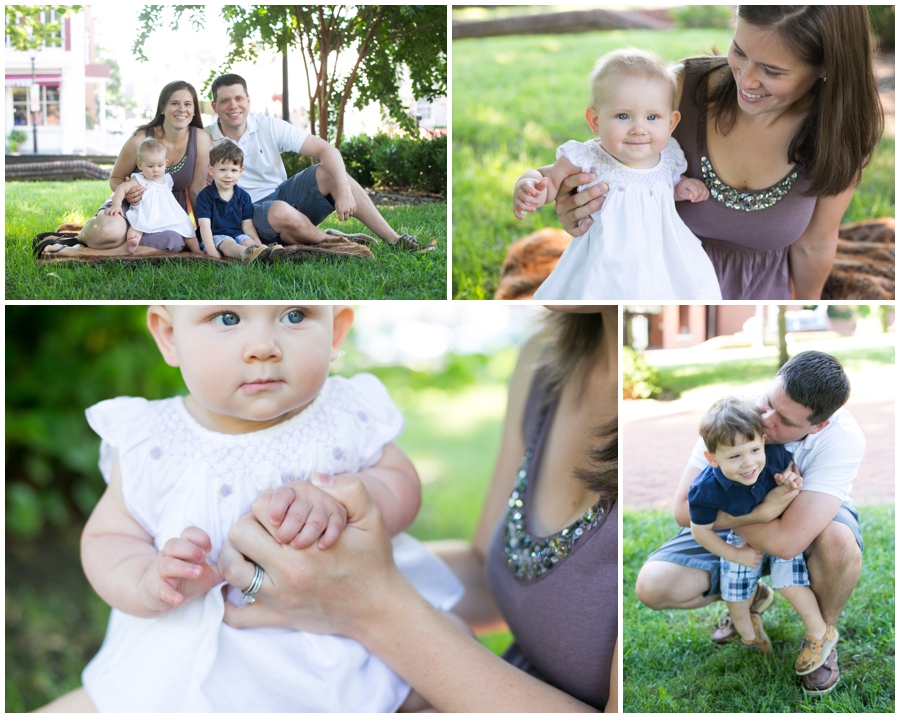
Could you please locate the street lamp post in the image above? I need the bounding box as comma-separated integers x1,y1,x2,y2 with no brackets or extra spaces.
30,55,39,154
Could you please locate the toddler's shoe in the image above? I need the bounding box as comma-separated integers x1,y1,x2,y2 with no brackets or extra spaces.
243,245,271,264
267,243,287,262
740,613,772,654
712,582,774,644
795,625,839,675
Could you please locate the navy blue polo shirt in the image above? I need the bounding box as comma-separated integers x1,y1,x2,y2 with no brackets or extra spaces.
688,444,793,525
195,182,254,238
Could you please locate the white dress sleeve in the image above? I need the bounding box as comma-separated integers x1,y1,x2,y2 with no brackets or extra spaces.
330,373,405,469
666,137,688,185
85,396,171,538
557,139,610,191
165,173,175,191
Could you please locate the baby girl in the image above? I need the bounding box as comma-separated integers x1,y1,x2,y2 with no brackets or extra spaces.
513,48,722,300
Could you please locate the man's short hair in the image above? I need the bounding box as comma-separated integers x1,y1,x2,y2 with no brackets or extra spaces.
211,73,248,102
699,397,766,454
777,351,850,424
209,140,244,168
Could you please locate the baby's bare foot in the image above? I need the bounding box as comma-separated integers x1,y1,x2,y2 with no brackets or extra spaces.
126,229,142,254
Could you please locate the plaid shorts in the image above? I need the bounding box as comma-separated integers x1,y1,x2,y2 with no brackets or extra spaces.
720,531,809,602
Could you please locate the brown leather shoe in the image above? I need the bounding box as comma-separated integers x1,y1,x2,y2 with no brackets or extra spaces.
712,582,774,644
801,648,840,697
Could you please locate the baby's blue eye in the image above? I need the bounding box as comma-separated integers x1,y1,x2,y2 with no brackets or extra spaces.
213,312,240,326
283,309,305,325
647,114,659,121
616,113,629,120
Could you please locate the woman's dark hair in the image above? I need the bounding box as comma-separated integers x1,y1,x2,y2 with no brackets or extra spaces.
701,5,883,197
538,312,617,506
135,81,205,136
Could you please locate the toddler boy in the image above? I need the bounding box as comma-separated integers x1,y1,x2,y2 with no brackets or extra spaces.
688,397,838,675
196,142,285,263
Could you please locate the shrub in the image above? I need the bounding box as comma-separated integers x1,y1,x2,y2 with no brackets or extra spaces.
8,128,28,153
670,5,733,29
868,6,895,50
280,133,447,194
623,346,662,399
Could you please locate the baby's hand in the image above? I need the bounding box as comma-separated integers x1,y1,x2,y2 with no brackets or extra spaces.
674,177,710,203
774,461,804,492
514,177,549,219
105,204,124,218
732,542,763,569
267,476,348,549
138,526,221,614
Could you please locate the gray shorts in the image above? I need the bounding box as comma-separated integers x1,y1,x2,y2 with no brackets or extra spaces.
252,164,335,242
644,503,863,598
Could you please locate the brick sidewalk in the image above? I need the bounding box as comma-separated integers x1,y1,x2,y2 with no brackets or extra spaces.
623,395,895,510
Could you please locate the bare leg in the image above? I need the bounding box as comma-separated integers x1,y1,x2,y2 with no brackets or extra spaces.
125,227,143,254
725,597,757,641
33,687,97,713
266,200,331,246
778,585,827,639
635,560,720,610
316,165,401,244
76,211,128,250
805,522,861,626
215,237,245,259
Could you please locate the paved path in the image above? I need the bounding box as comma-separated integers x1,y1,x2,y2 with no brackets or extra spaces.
623,393,895,510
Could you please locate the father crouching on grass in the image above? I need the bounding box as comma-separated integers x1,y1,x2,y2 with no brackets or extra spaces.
634,351,865,698
205,73,435,252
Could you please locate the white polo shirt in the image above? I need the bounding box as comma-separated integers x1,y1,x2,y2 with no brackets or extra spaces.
205,113,310,203
689,407,865,505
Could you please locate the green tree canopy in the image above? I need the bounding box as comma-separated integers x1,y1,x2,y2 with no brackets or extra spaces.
5,5,80,51
133,5,446,146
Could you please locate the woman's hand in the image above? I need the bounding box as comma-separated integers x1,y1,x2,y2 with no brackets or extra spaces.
218,473,401,639
124,183,145,207
554,173,609,237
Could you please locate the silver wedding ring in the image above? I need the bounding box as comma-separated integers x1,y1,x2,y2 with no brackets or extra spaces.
242,562,264,604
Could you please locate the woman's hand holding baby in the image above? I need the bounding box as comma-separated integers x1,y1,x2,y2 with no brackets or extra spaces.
674,177,710,203
553,172,609,236
137,526,221,614
265,478,349,550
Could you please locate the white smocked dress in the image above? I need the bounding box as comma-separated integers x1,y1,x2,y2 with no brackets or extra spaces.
533,137,722,300
81,374,463,713
123,172,196,237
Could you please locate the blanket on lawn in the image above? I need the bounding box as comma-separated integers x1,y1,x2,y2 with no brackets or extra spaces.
34,226,374,264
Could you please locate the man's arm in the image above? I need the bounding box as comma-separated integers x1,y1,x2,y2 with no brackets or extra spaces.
732,491,842,560
297,134,355,220
673,460,799,530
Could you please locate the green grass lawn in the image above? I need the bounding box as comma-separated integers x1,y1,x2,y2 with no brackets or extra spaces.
452,29,895,299
5,181,447,300
623,507,895,713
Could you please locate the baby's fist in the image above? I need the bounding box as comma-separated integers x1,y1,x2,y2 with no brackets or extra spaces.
267,478,348,549
138,526,221,614
514,177,548,219
675,177,710,203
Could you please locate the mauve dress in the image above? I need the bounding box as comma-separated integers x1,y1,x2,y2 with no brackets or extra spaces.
486,368,618,710
101,126,198,252
673,59,819,299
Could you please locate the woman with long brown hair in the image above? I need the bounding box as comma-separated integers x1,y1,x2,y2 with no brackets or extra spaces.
555,6,884,300
39,81,211,258
217,307,619,711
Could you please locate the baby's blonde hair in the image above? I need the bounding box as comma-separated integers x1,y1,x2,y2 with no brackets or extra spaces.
137,137,167,164
588,48,677,112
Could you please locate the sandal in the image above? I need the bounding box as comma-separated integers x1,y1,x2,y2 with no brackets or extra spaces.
323,228,377,245
33,235,83,258
397,234,436,253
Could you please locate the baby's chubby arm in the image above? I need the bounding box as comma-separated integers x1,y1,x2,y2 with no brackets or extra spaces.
691,521,763,568
264,443,421,550
81,457,222,617
513,155,582,220
674,175,710,203
104,178,142,216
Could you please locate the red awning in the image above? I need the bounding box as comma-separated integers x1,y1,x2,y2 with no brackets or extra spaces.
5,73,61,87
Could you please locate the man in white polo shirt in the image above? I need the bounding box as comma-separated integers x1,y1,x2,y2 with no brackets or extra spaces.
634,351,865,697
204,73,434,251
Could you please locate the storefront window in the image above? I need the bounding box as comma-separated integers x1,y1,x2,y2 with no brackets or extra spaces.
11,84,61,126
44,85,60,125
12,88,28,125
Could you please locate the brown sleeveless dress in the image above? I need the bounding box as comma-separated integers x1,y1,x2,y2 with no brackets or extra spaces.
485,368,618,710
673,59,819,299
